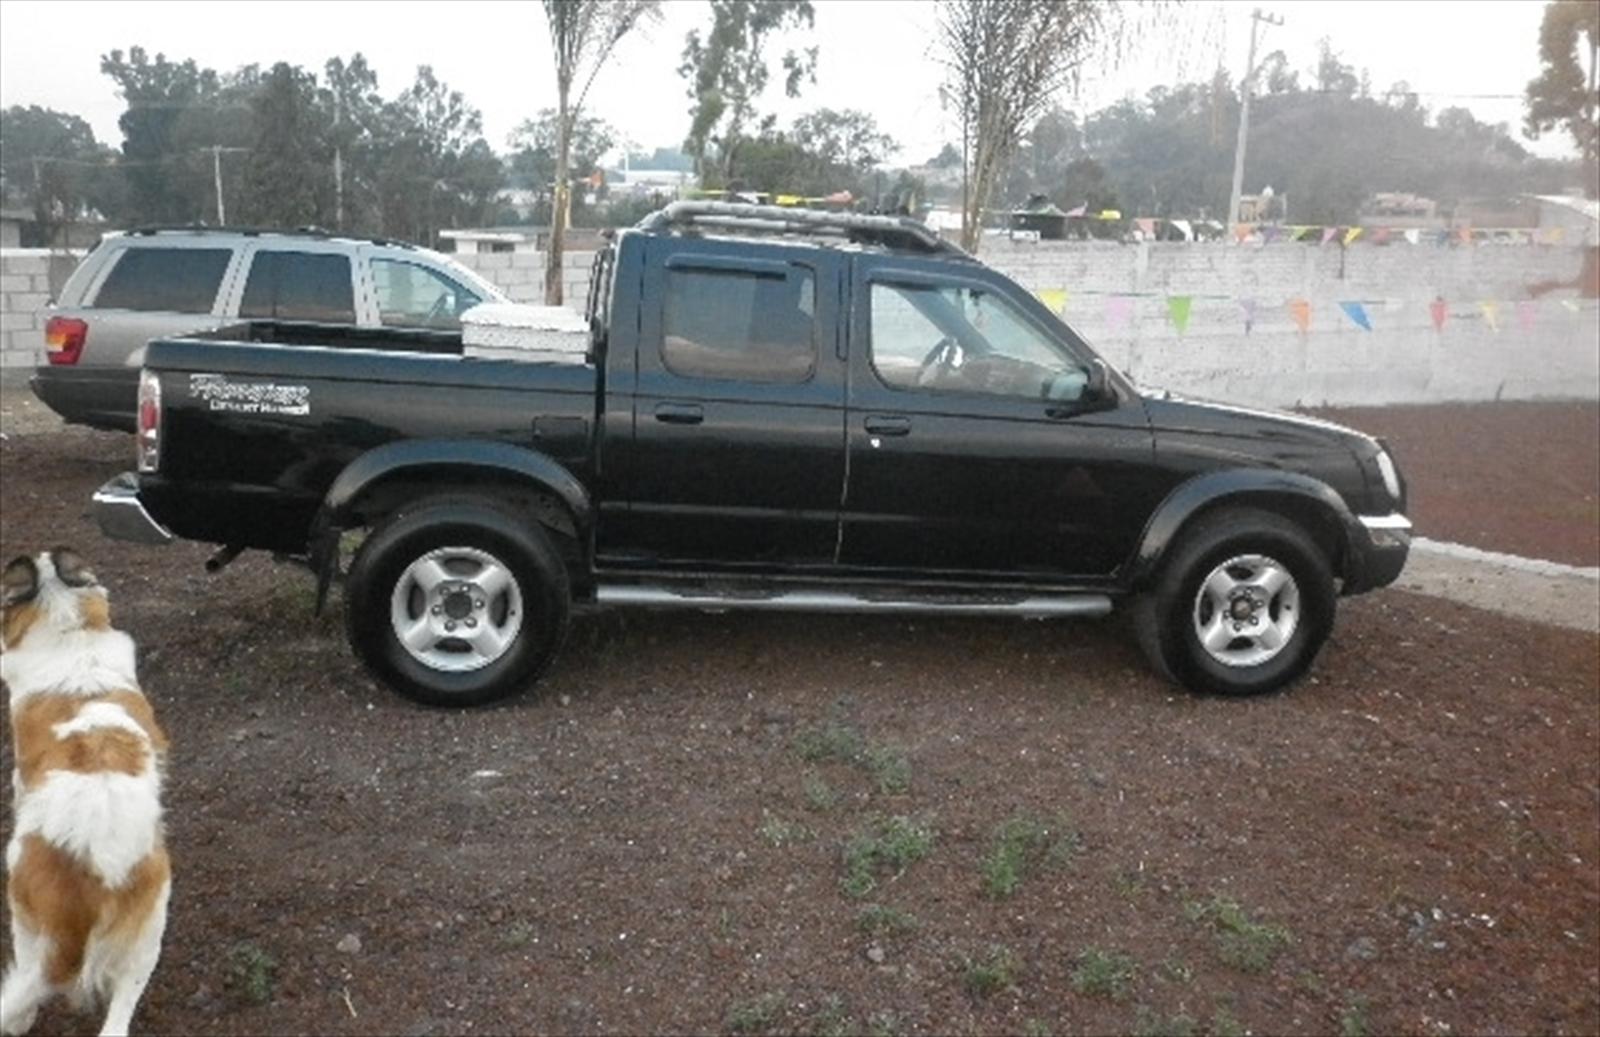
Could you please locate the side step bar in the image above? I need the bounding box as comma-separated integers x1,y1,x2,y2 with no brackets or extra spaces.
594,585,1113,619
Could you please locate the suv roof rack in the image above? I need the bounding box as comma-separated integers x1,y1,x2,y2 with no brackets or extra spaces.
636,201,967,257
122,225,416,250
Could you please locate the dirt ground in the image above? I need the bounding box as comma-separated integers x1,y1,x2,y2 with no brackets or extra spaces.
2,415,1598,1037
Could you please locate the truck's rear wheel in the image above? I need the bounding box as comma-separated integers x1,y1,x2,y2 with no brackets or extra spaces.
345,497,569,707
1134,506,1336,696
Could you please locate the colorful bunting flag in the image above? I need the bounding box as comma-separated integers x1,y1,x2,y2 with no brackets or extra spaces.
1516,300,1536,333
1457,226,1473,246
1343,227,1364,246
1479,300,1500,332
1548,227,1566,244
1338,301,1373,331
1263,226,1282,244
1239,298,1258,333
1321,227,1339,246
1435,229,1452,247
1404,229,1421,245
1561,299,1580,312
1065,203,1087,217
1288,298,1312,334
1105,295,1134,329
1136,217,1157,238
1371,228,1392,246
1170,219,1193,241
1289,226,1313,242
1098,209,1122,220
1429,298,1449,332
1234,223,1253,244
1035,289,1068,315
1167,296,1193,334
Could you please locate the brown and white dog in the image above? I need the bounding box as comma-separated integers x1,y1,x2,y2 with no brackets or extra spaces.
1,549,170,1037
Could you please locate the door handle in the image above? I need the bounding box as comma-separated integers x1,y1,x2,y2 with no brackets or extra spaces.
654,402,704,425
863,415,911,436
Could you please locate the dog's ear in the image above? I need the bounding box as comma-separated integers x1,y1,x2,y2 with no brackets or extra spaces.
50,546,98,588
2,555,39,607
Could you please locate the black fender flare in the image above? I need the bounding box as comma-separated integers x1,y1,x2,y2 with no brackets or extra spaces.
1125,468,1358,591
310,439,592,612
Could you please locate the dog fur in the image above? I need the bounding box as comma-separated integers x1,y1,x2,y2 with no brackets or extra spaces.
1,549,170,1037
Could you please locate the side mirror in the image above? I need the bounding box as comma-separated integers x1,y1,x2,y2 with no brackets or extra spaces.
1085,358,1110,401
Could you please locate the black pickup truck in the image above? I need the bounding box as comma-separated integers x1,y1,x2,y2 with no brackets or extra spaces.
94,202,1411,706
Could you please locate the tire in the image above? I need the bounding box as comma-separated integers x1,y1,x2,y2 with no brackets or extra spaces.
1133,506,1336,696
345,496,570,707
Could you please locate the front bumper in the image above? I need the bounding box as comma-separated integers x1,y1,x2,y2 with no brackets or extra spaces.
1343,512,1411,594
93,473,174,545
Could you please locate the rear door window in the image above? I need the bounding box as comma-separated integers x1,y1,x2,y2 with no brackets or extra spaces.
240,251,356,323
370,258,480,328
661,265,816,383
93,247,231,313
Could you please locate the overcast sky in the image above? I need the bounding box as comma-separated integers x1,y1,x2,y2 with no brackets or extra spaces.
0,0,1581,169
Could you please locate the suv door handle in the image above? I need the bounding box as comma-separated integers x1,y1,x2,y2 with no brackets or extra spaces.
863,415,911,436
654,402,704,425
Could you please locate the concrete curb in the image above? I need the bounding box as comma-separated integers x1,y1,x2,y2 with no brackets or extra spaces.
1397,539,1600,634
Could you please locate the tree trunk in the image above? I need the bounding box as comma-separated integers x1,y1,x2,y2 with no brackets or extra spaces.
545,105,571,307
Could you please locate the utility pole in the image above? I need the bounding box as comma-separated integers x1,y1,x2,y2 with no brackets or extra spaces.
1227,8,1283,227
333,90,345,231
213,145,227,225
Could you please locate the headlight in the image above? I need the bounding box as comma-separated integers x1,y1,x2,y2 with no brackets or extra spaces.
1374,449,1401,502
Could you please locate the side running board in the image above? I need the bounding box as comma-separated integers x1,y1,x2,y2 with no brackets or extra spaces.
594,585,1113,619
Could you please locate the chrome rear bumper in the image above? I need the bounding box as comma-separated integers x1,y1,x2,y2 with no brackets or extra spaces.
92,472,173,545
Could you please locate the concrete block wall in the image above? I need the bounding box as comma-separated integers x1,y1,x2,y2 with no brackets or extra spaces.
3,242,1595,407
0,250,84,382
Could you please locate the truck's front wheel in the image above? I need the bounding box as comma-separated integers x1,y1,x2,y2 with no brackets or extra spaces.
345,497,570,707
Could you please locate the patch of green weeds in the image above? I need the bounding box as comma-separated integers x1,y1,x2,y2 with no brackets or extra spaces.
227,941,278,1005
1340,996,1370,1037
1022,1020,1053,1037
863,742,912,794
1132,1008,1197,1037
794,720,865,763
1211,1006,1246,1037
841,816,934,898
1184,895,1292,973
980,814,1083,898
809,995,853,1037
865,1010,901,1037
1157,958,1193,985
1070,947,1137,1001
1114,868,1151,899
758,811,812,847
726,993,783,1034
962,944,1020,999
802,772,838,812
856,903,918,938
500,919,536,950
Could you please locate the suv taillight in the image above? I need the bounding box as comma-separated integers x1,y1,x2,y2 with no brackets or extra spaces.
137,369,161,473
45,316,88,365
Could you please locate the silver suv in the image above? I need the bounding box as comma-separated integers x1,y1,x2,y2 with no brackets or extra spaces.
31,227,508,431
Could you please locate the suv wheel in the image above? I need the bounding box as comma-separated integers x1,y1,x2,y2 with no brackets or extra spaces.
1135,507,1336,696
345,496,569,707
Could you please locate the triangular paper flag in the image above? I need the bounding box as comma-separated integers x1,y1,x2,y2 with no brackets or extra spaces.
1435,229,1452,247
1338,301,1373,331
1239,298,1258,333
1288,226,1312,241
1321,227,1339,246
1344,227,1364,246
1234,223,1253,243
1548,227,1566,244
1516,300,1536,332
1371,228,1392,246
1457,226,1473,246
1097,209,1121,221
1105,295,1134,329
1262,226,1282,244
1429,298,1449,331
1136,217,1157,238
1170,219,1193,241
1288,298,1312,333
1065,203,1087,217
1035,289,1068,315
1561,299,1580,312
1167,296,1193,334
1479,300,1500,332
1404,229,1421,245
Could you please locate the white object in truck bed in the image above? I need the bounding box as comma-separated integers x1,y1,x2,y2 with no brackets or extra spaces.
461,303,590,363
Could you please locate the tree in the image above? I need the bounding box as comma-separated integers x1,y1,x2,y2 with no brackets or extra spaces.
237,63,326,229
1524,0,1600,195
509,110,616,190
321,54,386,232
100,47,227,223
541,0,660,306
936,0,1128,252
374,66,500,246
679,0,816,186
0,106,120,244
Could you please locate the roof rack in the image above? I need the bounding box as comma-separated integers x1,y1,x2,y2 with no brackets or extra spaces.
636,201,967,257
122,225,415,250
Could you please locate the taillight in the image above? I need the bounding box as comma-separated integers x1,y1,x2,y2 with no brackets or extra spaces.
137,369,161,473
45,316,88,365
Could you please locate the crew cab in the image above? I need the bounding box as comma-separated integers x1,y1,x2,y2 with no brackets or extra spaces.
32,226,508,432
93,202,1411,706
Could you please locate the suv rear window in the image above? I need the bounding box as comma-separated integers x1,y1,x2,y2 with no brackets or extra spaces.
93,247,231,313
240,251,356,323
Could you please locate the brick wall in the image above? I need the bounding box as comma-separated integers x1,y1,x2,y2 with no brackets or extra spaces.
3,242,1595,407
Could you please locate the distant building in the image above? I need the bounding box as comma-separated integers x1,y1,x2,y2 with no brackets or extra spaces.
1359,192,1442,229
1532,194,1600,247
